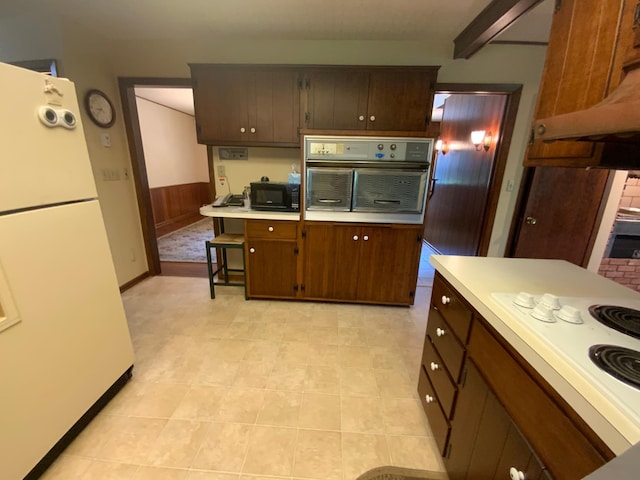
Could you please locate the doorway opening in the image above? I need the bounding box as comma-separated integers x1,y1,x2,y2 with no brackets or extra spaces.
119,77,215,278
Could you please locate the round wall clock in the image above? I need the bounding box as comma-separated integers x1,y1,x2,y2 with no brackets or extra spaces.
84,89,115,128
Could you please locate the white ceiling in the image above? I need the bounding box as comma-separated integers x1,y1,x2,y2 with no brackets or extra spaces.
6,0,553,115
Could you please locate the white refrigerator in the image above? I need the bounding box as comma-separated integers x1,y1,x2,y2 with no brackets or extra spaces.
0,62,135,479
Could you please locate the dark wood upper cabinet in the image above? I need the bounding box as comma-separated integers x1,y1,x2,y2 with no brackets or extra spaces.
190,64,302,147
302,66,439,132
524,0,634,167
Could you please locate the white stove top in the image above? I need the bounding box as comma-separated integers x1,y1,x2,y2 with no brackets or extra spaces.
492,293,640,428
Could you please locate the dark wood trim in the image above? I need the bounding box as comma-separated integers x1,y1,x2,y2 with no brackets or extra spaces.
118,77,193,277
490,40,549,46
453,0,546,59
119,271,151,293
505,167,535,256
434,82,523,257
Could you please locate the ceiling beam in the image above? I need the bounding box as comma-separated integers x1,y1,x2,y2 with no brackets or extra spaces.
453,0,547,59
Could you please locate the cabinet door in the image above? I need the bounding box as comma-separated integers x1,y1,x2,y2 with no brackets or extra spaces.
246,239,299,298
191,67,249,144
305,69,369,130
366,69,435,131
252,69,301,145
524,0,624,166
356,225,422,304
303,223,360,300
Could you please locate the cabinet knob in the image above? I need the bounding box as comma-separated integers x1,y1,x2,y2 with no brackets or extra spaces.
369,115,376,121
363,235,369,241
525,216,537,225
441,295,451,305
430,361,440,371
425,394,434,404
358,115,365,121
249,247,256,254
353,235,359,241
240,127,246,133
509,467,525,480
436,327,446,337
268,226,274,232
250,127,256,133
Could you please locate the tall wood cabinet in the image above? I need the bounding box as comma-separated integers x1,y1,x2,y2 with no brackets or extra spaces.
419,274,613,480
190,65,302,147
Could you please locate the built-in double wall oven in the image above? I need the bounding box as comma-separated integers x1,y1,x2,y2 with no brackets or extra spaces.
303,135,433,224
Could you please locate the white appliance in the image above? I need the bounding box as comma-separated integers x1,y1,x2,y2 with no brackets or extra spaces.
0,63,135,480
492,292,640,432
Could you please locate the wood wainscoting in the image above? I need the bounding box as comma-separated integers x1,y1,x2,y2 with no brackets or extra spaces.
150,182,211,237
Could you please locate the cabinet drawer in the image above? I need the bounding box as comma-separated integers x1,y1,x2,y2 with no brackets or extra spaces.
432,275,472,343
427,307,465,383
245,220,297,239
422,335,457,418
418,366,449,456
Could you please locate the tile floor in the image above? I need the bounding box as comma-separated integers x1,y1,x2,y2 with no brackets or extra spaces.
40,249,444,480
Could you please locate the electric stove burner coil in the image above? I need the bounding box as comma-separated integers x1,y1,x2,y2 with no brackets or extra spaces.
588,305,640,340
589,344,640,390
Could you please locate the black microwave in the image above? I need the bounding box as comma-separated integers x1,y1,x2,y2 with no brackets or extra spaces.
250,182,300,212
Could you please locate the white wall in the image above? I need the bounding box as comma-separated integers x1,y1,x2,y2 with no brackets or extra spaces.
135,95,208,188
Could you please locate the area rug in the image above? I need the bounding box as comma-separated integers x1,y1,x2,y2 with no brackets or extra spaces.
356,466,447,480
157,218,214,263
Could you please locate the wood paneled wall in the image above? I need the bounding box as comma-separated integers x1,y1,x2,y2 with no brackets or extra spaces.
150,182,211,237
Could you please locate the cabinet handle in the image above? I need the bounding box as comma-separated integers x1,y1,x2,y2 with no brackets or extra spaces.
425,394,434,404
363,235,369,241
353,235,359,241
525,216,537,225
250,127,256,134
436,327,446,337
268,226,274,232
249,247,256,254
509,467,525,480
358,115,365,121
240,127,246,133
430,361,440,371
369,115,376,121
441,295,451,305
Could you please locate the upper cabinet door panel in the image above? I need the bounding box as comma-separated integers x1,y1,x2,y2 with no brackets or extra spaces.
306,69,369,130
366,69,436,131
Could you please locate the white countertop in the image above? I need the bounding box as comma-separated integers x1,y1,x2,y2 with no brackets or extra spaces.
430,255,640,455
200,205,300,221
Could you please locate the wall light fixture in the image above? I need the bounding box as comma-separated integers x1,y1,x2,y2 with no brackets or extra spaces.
483,131,493,152
440,141,449,155
471,130,486,151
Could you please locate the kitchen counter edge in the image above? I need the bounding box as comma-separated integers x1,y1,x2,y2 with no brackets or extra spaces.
200,205,300,221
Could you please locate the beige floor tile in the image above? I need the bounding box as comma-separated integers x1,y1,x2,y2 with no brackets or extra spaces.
339,367,379,396
380,398,431,436
207,339,254,361
194,359,241,386
282,323,311,342
146,419,209,468
256,390,302,427
304,365,340,394
292,429,342,480
337,327,368,346
81,460,140,479
374,369,416,399
341,396,385,434
298,393,341,430
242,425,297,476
338,346,373,368
129,382,190,418
216,387,266,423
233,360,276,388
188,472,239,480
277,341,315,364
369,346,408,371
133,465,189,480
97,416,168,463
192,422,252,472
308,344,340,366
39,455,93,479
386,435,444,471
64,413,122,457
242,340,281,363
307,326,339,345
267,362,307,391
172,385,226,421
341,432,390,480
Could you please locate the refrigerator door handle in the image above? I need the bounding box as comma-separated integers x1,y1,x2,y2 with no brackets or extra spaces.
0,260,21,333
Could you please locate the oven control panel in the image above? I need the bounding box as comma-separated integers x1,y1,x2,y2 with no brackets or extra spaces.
306,136,432,162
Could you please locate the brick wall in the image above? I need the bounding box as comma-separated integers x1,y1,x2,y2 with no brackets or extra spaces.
598,174,640,292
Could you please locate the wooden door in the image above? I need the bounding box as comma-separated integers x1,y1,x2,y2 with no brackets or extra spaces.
367,69,436,131
511,167,609,266
304,69,369,130
246,239,298,298
357,225,422,304
252,69,301,145
303,223,360,300
191,67,249,144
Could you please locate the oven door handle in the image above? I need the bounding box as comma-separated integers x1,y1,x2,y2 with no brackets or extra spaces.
318,199,343,204
373,199,401,205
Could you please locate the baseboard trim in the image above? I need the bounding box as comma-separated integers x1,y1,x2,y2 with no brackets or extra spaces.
24,366,134,480
119,271,150,292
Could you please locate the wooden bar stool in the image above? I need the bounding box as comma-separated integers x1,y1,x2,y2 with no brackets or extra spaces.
205,233,247,299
